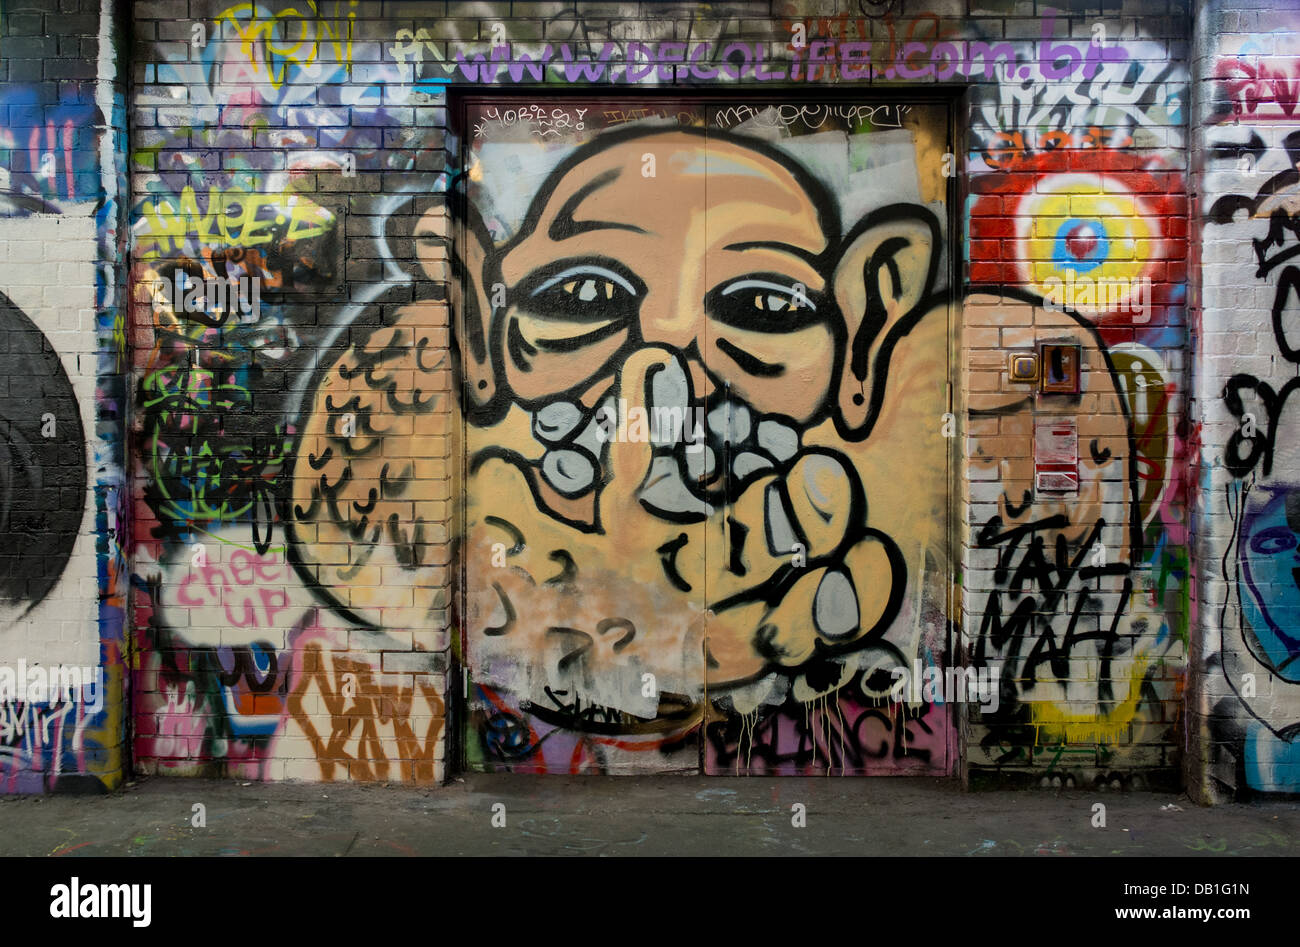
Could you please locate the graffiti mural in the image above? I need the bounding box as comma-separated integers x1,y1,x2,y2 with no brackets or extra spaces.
0,294,87,622
129,0,450,783
1201,24,1300,795
350,101,960,775
126,1,1192,788
0,45,127,790
961,15,1189,785
961,291,1173,775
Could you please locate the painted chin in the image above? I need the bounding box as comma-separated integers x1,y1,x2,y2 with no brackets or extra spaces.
525,354,804,516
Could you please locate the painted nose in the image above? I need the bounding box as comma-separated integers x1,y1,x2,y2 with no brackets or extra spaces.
636,343,716,402
637,306,716,400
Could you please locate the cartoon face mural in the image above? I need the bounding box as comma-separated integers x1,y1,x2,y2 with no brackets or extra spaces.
460,116,959,775
290,103,956,774
125,7,1191,789
462,126,936,439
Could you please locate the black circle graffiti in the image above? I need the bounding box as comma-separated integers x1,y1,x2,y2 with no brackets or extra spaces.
0,292,87,617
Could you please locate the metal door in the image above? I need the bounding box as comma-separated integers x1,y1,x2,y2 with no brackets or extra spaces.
457,96,956,775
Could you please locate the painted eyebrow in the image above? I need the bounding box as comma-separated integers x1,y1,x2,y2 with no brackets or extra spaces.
721,240,823,266
548,168,648,241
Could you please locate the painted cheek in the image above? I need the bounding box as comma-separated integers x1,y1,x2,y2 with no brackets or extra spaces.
715,327,833,416
503,330,628,403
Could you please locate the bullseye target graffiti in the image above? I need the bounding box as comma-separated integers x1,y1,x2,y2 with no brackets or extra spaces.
970,150,1185,327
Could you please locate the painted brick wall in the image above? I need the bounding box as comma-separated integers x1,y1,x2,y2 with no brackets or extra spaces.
1189,0,1300,801
117,0,1203,789
129,0,454,782
956,6,1191,789
0,0,130,793
0,0,1271,796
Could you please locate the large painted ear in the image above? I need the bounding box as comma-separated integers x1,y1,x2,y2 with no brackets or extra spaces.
832,205,941,441
413,196,498,411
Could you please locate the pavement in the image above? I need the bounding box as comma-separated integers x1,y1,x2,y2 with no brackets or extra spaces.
2,775,1298,856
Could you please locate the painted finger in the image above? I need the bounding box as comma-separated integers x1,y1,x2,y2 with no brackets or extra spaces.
782,449,863,558
734,533,899,669
703,448,863,604
697,469,789,604
601,346,670,513
607,347,712,523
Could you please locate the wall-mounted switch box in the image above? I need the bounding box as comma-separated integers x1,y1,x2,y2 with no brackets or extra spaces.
1040,343,1081,394
1009,352,1038,383
1035,417,1079,493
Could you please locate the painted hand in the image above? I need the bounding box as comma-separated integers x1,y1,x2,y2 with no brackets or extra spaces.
466,346,901,705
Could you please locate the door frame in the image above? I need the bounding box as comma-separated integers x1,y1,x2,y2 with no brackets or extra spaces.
448,86,967,777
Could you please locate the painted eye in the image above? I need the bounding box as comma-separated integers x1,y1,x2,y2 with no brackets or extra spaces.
706,277,822,333
515,263,642,323
1250,526,1299,556
563,277,619,302
754,292,796,312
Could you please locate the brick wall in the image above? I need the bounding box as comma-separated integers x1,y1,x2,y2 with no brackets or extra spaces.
1188,0,1300,800
129,0,455,782
0,0,129,793
118,0,1199,788
5,0,1286,798
957,7,1191,789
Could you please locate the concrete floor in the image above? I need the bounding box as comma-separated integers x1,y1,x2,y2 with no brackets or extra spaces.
1,775,1297,856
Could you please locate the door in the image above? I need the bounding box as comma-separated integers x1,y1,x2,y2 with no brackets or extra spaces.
458,96,956,775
